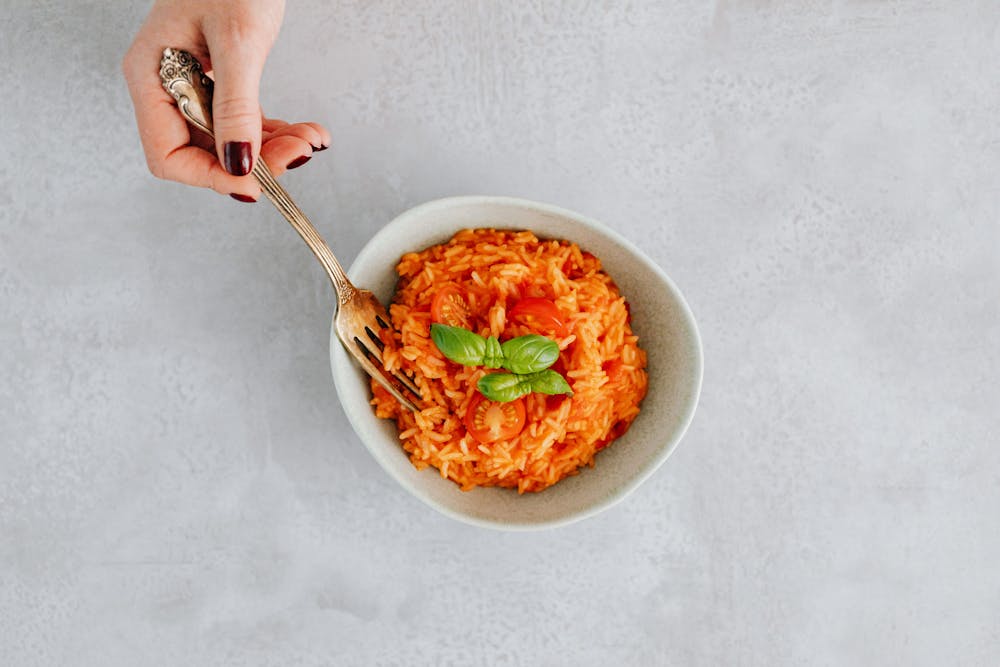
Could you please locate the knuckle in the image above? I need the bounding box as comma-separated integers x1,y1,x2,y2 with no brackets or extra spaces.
211,96,259,126
220,17,258,45
121,38,138,70
206,162,227,194
121,45,142,81
209,176,229,196
213,10,252,35
146,156,166,180
208,12,272,51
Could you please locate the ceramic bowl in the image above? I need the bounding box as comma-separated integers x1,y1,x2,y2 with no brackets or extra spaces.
330,196,702,529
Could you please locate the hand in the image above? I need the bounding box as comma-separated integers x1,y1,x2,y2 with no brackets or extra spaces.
122,0,331,201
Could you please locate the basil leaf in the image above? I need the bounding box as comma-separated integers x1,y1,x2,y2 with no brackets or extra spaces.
430,323,488,366
482,336,504,369
525,369,573,396
477,372,532,403
501,334,559,374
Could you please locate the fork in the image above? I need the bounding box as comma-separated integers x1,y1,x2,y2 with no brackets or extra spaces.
158,47,421,412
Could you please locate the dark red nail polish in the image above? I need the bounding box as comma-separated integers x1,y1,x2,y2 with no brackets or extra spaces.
287,155,311,170
230,193,257,203
223,141,252,176
312,144,328,152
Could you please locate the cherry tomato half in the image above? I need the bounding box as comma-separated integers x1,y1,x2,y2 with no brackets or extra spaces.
464,393,527,443
508,297,568,336
431,283,472,329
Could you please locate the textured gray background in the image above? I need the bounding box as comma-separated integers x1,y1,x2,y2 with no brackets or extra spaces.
2,1,999,665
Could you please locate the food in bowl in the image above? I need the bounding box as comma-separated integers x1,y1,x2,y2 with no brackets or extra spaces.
370,228,648,493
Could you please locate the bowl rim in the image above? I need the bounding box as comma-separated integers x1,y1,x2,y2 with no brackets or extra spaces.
330,195,703,530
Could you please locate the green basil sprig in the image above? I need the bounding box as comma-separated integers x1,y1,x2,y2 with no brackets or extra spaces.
521,369,573,396
430,323,572,402
431,323,504,368
477,370,573,403
500,334,559,374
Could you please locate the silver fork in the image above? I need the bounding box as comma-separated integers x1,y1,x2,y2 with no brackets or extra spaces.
158,47,420,411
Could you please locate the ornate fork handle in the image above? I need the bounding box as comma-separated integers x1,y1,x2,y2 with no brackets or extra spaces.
250,160,356,304
158,47,355,304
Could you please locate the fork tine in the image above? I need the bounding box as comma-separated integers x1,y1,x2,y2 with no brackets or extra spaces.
364,325,386,352
357,307,424,398
351,336,423,410
391,372,423,401
360,342,423,399
351,342,420,412
336,288,424,412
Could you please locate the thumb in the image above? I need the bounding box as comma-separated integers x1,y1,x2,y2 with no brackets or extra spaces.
206,37,268,176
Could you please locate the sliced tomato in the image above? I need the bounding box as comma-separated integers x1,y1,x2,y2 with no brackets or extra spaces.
431,283,472,329
464,393,526,443
509,297,568,336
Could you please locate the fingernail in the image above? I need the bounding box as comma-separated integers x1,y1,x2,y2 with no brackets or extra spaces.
223,141,252,176
230,193,257,203
312,144,328,152
287,155,311,170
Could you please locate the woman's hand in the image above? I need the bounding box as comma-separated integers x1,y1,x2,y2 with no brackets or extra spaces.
122,0,330,201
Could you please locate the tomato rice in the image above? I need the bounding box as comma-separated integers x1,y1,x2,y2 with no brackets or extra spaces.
370,229,648,493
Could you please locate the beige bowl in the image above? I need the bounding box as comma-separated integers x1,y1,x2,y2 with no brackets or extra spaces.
330,196,702,529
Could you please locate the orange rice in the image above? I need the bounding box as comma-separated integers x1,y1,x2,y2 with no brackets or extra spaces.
370,229,648,493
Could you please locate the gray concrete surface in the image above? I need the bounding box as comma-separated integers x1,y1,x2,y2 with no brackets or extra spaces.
2,1,998,665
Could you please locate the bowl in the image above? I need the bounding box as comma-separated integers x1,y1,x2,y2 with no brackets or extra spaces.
330,196,702,529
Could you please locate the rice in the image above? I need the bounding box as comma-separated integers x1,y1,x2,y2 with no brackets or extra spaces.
370,229,648,493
